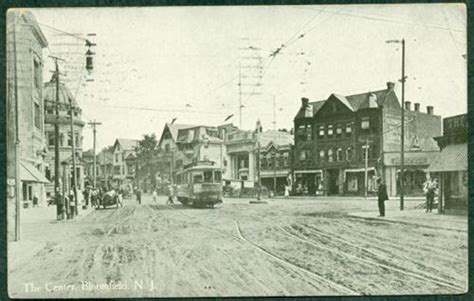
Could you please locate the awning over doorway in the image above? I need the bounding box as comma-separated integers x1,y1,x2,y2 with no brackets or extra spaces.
428,144,467,172
294,169,323,174
20,161,50,183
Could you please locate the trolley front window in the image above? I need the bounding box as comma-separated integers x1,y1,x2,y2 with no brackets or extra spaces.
203,171,213,183
193,173,203,183
214,171,222,182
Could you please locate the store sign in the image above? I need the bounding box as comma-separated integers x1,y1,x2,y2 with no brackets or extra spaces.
391,157,428,165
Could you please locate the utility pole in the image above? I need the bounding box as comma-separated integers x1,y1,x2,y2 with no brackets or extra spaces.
256,140,262,200
363,139,369,198
88,120,102,188
103,151,108,189
400,39,406,211
49,55,65,220
386,38,406,211
12,15,21,240
239,62,242,129
273,154,277,195
68,98,78,216
272,95,276,130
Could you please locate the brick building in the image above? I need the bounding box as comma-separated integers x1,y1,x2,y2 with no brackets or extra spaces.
292,82,441,197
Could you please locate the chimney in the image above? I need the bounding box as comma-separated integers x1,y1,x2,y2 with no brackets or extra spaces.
414,102,420,112
427,105,434,115
404,101,411,111
386,82,395,90
301,97,309,107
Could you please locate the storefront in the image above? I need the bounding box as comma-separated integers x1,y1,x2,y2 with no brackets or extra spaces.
293,170,324,196
343,167,377,196
383,151,438,197
260,170,289,195
428,144,467,214
20,161,49,207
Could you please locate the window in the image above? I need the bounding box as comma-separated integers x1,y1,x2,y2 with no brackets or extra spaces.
59,133,64,146
361,145,369,160
336,148,343,162
115,154,119,163
214,171,222,182
361,117,370,130
345,123,352,136
299,151,307,163
327,125,334,137
75,134,80,147
283,153,289,167
261,157,267,169
274,155,280,168
193,173,203,183
67,133,72,147
45,167,51,181
336,125,342,137
328,149,334,163
279,155,284,168
268,156,273,169
318,125,325,138
204,171,213,183
306,125,312,141
346,147,353,162
34,59,41,89
34,103,41,129
48,132,55,146
297,125,306,141
319,150,325,162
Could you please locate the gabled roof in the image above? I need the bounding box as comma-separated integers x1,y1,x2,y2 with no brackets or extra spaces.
297,87,395,119
164,123,197,142
114,138,139,152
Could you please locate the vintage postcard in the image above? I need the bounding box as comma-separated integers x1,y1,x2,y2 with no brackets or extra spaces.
6,4,467,298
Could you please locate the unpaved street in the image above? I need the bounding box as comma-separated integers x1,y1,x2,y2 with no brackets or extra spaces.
8,196,467,298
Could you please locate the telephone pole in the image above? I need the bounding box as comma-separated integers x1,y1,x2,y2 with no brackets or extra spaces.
400,39,406,211
88,120,102,188
239,62,242,129
363,138,369,198
12,15,21,240
49,55,65,220
69,97,78,216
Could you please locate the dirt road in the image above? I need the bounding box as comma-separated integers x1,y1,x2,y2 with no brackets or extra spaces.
8,197,467,298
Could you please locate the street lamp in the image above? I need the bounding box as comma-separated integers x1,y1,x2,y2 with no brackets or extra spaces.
386,38,406,211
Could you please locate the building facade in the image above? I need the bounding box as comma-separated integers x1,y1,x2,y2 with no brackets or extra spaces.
292,82,441,197
7,9,50,239
225,125,293,192
428,114,467,214
111,139,139,190
43,76,86,201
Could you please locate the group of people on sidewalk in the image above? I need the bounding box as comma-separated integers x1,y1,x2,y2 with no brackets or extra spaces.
134,183,177,205
376,176,439,217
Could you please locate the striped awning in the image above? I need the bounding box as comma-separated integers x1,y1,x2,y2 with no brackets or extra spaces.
428,144,467,172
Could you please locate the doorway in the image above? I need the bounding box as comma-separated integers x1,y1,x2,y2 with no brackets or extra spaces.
326,169,339,195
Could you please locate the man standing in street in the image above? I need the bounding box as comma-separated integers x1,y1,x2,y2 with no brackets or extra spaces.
376,178,388,217
135,187,142,205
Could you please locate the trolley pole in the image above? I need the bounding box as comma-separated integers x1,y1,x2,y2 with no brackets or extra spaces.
69,98,78,216
88,120,102,188
400,39,406,211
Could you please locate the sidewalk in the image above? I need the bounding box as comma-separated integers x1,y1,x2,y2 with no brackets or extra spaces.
348,208,467,232
8,204,95,270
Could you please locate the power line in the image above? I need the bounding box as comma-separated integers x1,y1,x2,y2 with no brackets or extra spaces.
95,104,228,115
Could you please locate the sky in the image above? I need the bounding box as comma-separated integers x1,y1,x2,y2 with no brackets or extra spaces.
30,4,467,152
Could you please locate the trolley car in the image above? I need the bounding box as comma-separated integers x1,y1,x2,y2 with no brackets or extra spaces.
175,161,223,208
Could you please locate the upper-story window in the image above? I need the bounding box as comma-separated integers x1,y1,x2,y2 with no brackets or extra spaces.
336,148,343,162
299,150,307,163
319,150,325,163
115,153,119,163
345,123,353,136
34,103,41,129
33,59,41,89
48,132,55,146
318,125,325,138
261,157,267,169
327,125,334,137
283,153,289,167
336,124,343,137
297,124,312,141
346,147,353,162
327,149,334,163
67,133,72,147
361,117,370,130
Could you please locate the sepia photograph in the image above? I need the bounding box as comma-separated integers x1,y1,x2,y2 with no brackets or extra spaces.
5,3,468,298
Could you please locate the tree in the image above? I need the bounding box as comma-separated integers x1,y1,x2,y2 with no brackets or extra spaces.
135,134,159,190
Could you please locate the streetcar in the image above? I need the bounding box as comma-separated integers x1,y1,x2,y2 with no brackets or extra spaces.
175,161,223,208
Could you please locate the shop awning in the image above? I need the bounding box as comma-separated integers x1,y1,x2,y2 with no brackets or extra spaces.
343,167,376,181
428,144,467,172
20,161,50,183
294,169,323,174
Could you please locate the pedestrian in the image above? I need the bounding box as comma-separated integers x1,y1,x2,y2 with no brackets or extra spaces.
135,187,142,205
167,184,174,204
32,195,39,208
424,177,436,213
284,185,290,198
69,190,76,218
152,188,158,204
376,178,388,217
117,188,124,207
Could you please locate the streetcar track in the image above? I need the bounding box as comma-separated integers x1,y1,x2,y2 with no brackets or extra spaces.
277,225,463,291
234,221,359,295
